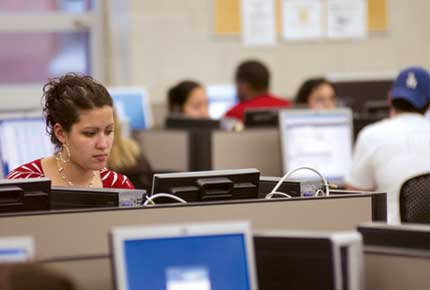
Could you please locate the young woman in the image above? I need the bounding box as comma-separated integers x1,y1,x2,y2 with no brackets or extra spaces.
7,74,134,189
167,80,209,118
295,78,337,110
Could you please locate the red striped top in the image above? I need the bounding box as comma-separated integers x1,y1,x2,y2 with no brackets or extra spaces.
7,159,135,189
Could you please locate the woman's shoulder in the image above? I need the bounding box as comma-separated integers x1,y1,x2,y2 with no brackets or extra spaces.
7,159,44,179
100,168,135,189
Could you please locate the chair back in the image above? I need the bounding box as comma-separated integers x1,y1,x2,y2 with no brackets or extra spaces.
400,173,430,223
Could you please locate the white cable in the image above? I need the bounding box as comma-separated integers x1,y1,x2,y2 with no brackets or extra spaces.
265,191,292,199
143,193,187,206
265,166,330,199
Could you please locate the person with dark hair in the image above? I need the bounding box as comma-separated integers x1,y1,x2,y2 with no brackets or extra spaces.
7,73,134,189
347,67,430,223
0,263,77,290
295,77,337,109
168,80,209,118
224,59,291,121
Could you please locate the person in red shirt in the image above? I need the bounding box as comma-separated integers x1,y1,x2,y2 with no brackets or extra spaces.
224,60,291,121
7,74,134,189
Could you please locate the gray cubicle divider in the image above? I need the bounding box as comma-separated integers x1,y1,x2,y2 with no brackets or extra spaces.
134,129,189,172
358,223,430,290
212,129,282,176
134,128,282,176
0,192,385,290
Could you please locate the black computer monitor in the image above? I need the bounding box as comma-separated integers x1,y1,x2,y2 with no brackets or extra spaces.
165,116,221,131
50,186,146,209
254,231,362,290
244,108,280,128
0,177,51,212
333,79,393,113
151,169,260,203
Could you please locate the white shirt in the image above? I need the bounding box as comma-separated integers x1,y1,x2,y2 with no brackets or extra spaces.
347,113,430,224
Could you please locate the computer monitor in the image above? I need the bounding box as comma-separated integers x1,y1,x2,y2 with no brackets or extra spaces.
109,87,153,130
0,113,53,177
0,177,51,213
110,222,257,290
206,84,238,119
151,169,260,203
279,109,353,185
165,115,221,131
0,236,34,263
254,231,363,290
244,108,280,128
331,79,393,113
358,223,430,290
50,186,146,209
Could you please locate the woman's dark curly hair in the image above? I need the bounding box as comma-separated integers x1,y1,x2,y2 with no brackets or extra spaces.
42,73,113,149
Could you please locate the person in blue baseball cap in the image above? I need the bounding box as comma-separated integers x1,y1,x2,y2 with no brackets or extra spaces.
346,66,430,224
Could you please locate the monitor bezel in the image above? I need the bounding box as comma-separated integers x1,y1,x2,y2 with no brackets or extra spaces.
278,108,353,184
110,221,258,290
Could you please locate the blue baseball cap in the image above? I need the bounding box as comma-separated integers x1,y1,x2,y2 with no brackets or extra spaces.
390,67,430,109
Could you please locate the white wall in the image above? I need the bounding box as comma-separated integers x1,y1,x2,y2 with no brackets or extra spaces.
125,0,430,104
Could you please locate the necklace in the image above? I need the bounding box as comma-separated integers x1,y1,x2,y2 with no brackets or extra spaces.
55,153,97,187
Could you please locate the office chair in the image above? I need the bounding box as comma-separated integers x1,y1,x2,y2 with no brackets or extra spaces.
399,173,430,223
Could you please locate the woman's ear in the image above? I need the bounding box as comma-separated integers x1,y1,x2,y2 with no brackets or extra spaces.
53,123,67,144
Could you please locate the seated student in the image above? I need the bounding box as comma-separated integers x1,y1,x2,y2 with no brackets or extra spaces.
108,114,153,191
346,67,430,224
224,59,291,121
295,77,337,109
168,80,209,118
0,263,77,290
7,74,134,189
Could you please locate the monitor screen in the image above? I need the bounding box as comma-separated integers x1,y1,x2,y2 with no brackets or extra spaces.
109,87,153,130
206,84,237,119
0,114,53,177
151,168,260,203
279,109,353,185
0,236,34,263
111,222,257,290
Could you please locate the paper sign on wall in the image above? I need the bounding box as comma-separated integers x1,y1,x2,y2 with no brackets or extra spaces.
327,0,367,39
282,0,323,40
241,0,277,46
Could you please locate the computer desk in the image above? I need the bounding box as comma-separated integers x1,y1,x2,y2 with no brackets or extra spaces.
0,192,385,290
134,128,282,176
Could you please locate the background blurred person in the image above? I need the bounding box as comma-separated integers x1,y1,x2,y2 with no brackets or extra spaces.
168,80,209,118
225,59,291,121
295,77,337,109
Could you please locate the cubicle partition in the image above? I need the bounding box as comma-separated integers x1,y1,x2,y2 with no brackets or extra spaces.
0,192,385,290
134,128,282,176
358,223,430,290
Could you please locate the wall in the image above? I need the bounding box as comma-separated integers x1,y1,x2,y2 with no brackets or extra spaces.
126,0,430,104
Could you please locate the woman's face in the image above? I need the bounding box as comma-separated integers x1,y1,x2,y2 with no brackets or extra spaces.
308,83,337,110
59,106,115,170
183,86,209,118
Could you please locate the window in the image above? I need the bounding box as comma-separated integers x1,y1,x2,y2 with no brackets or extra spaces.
0,0,104,85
